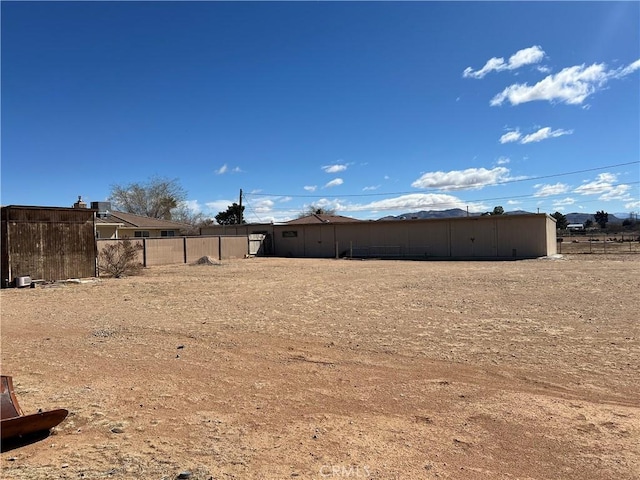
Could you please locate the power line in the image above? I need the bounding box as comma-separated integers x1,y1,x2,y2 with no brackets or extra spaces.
247,160,640,199
243,180,640,214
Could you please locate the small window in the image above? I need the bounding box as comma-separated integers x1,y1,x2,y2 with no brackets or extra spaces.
134,231,150,238
161,230,176,237
282,231,298,238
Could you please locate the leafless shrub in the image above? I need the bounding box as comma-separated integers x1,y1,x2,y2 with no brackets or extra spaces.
98,239,143,278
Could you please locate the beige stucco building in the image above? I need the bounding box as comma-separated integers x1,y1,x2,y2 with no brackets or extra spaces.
201,214,557,259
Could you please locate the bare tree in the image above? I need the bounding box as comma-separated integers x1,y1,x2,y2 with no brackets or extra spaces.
297,205,336,218
171,203,216,235
109,176,187,220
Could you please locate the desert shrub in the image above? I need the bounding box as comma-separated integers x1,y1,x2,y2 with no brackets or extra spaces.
98,238,144,278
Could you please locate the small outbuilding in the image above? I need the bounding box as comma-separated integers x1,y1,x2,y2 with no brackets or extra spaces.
1,205,97,287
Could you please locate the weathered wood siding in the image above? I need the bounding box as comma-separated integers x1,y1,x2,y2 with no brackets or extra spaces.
1,206,97,285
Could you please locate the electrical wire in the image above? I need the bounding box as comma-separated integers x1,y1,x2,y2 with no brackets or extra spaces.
247,160,640,199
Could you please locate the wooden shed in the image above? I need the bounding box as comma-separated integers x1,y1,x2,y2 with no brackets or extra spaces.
1,205,97,287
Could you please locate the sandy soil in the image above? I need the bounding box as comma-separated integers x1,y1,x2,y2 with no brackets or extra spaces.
1,255,639,479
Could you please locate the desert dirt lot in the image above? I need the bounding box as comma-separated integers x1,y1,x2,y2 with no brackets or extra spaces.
1,255,639,480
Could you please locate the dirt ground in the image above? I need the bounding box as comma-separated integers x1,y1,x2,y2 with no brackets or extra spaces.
1,255,638,480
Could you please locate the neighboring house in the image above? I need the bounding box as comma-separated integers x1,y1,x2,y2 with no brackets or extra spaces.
94,211,189,239
82,201,190,239
566,223,585,233
286,213,363,224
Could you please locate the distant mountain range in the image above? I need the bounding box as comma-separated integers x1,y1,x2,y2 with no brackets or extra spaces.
565,213,626,224
379,209,628,224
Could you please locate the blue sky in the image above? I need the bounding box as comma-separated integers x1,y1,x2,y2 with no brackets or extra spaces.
2,1,639,222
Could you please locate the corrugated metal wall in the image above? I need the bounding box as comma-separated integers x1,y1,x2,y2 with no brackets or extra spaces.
1,206,97,284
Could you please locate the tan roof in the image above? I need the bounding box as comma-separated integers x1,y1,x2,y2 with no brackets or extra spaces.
286,214,362,225
95,211,190,229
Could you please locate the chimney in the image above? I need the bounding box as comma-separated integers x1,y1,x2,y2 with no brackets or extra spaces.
73,196,87,209
90,201,112,218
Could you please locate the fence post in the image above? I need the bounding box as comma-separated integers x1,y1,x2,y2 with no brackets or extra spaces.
183,237,187,264
142,238,147,267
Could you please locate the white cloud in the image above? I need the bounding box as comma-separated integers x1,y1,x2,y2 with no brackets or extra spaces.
322,164,348,173
552,197,576,207
348,193,487,214
520,127,573,144
411,167,513,191
508,46,546,69
463,45,545,79
215,164,241,175
204,199,235,212
507,200,520,205
179,200,202,214
363,185,380,191
499,130,521,144
616,59,640,77
303,185,317,192
490,59,640,106
573,173,617,195
307,198,346,211
573,173,632,201
625,200,640,209
279,196,292,203
501,127,572,144
599,185,631,201
533,183,570,197
496,156,511,165
324,178,344,188
252,199,275,214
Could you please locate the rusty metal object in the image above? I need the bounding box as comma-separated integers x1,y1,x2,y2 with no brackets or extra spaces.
1,375,68,441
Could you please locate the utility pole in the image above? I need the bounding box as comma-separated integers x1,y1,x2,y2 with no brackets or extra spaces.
238,189,243,224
